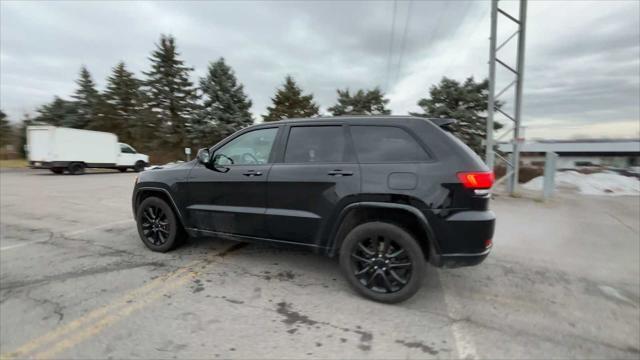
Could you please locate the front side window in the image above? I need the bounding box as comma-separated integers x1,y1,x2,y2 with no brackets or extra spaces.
214,128,277,165
120,144,136,154
351,126,429,163
284,126,347,163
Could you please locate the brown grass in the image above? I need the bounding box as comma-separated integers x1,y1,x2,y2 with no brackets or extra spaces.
494,165,544,183
0,159,28,168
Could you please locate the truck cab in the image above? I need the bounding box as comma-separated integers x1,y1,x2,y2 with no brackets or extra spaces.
117,143,148,171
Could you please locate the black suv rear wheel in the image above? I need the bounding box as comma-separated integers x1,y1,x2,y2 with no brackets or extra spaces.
339,222,425,303
136,197,184,252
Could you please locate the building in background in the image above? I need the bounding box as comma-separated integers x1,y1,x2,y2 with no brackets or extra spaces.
498,139,640,170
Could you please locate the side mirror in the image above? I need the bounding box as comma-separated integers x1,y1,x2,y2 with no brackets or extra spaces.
211,154,232,173
196,148,210,164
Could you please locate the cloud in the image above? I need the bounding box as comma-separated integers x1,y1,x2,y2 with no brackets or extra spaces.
1,0,638,140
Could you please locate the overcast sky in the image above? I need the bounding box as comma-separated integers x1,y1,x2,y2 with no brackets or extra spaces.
1,0,639,139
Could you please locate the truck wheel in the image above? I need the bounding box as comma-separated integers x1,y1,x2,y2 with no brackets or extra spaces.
118,168,128,173
136,196,184,252
68,162,85,175
133,161,146,172
50,168,64,174
339,222,425,303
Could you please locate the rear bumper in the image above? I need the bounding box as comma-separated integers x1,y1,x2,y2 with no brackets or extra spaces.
428,210,495,268
437,247,491,268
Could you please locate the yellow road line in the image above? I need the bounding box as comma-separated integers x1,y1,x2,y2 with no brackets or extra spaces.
33,272,195,359
2,242,236,360
1,261,199,359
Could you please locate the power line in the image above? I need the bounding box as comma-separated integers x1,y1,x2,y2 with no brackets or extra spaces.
384,0,398,92
394,0,413,85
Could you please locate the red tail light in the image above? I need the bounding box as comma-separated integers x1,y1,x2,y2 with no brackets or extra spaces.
457,171,494,189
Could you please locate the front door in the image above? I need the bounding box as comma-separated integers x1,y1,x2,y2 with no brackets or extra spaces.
186,127,279,237
266,125,360,247
117,143,138,166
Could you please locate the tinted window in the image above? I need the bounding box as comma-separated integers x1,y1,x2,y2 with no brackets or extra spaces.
351,126,429,162
284,126,347,163
215,128,277,165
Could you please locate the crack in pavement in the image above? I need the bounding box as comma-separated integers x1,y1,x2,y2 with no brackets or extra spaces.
0,261,169,291
25,290,65,324
56,233,143,259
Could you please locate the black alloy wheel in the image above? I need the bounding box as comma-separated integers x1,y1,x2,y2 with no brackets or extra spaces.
141,204,170,246
340,222,425,303
351,235,413,294
136,197,183,252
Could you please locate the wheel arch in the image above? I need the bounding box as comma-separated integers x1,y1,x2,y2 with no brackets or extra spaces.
327,202,439,261
134,187,185,229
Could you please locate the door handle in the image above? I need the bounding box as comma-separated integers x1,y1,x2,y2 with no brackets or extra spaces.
328,169,354,176
242,170,262,177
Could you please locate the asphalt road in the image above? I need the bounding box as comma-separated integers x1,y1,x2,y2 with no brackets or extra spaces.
1,169,639,359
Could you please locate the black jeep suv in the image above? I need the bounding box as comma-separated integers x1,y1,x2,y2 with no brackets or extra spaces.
132,116,495,303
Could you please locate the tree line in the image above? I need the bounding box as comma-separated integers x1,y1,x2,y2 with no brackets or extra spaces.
1,34,499,161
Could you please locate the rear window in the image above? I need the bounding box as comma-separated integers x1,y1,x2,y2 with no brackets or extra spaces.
350,126,429,163
284,126,347,163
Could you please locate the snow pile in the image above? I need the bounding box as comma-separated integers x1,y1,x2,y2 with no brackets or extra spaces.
522,171,640,196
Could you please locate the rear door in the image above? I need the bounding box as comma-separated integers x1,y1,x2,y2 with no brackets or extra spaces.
27,127,52,162
186,127,279,237
266,124,360,246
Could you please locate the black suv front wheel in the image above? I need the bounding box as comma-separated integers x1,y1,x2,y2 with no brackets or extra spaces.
136,197,184,252
339,222,425,303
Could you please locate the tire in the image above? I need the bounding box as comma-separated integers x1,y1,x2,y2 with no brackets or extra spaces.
339,222,425,303
68,162,85,175
50,168,64,174
136,196,184,252
133,161,146,172
118,168,128,173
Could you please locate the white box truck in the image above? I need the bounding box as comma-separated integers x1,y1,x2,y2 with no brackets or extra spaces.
27,126,149,174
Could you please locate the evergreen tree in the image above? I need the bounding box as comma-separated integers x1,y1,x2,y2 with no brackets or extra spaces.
102,62,147,145
263,76,319,122
16,113,34,158
411,76,502,155
34,96,79,127
0,110,12,147
143,34,198,148
72,66,102,129
328,87,391,116
195,57,253,146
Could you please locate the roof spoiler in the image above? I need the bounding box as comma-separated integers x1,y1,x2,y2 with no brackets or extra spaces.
428,118,456,128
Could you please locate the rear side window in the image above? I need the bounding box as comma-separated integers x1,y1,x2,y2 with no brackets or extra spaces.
350,126,429,163
284,126,347,163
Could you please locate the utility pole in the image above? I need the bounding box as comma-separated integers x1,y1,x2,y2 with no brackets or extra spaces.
511,0,527,192
485,0,498,169
485,0,528,195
